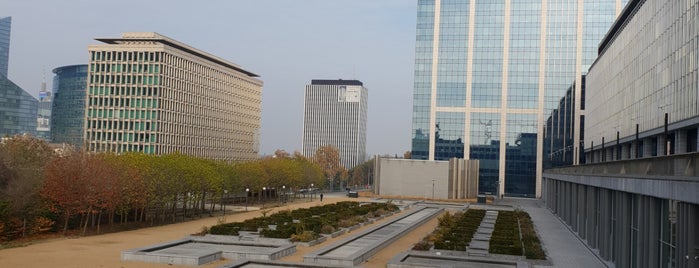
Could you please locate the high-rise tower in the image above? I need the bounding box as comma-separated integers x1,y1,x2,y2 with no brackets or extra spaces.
84,32,263,161
0,16,11,77
410,0,628,197
302,79,368,169
51,65,88,147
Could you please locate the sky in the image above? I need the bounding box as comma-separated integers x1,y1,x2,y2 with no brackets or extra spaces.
1,0,417,157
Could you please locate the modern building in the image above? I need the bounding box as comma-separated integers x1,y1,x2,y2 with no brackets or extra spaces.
543,76,585,169
51,64,87,147
37,80,52,141
543,0,699,267
0,16,10,77
0,75,38,137
410,0,628,197
84,32,263,161
302,79,367,169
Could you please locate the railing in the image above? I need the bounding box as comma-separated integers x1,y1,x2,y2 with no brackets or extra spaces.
545,152,699,181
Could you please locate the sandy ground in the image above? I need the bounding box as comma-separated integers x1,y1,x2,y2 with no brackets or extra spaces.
0,196,446,268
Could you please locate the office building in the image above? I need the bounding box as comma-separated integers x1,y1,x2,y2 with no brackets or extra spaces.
0,75,38,137
543,0,699,267
84,32,263,161
0,16,10,77
51,64,87,147
302,79,367,169
37,80,52,141
543,76,585,168
410,0,628,197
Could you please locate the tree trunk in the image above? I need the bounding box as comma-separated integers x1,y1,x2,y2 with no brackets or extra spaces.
63,211,70,234
82,210,90,236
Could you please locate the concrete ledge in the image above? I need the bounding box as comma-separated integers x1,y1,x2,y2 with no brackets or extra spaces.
387,251,531,268
304,207,443,266
122,235,296,266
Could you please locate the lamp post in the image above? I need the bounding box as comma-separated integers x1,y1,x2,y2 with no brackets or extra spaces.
282,185,286,204
245,188,249,211
431,179,435,200
310,183,314,201
223,189,228,215
262,187,266,208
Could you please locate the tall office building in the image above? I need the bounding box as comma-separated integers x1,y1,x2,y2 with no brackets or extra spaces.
84,32,263,161
51,64,87,147
0,75,38,137
302,79,368,169
37,80,52,141
0,16,10,77
410,0,627,197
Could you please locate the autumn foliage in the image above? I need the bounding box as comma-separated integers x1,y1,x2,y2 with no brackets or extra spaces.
0,136,325,241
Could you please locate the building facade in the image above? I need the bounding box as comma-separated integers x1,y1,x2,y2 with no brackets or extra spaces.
0,16,10,77
51,64,87,147
84,32,263,161
0,75,38,137
37,81,52,141
302,79,367,169
544,0,699,267
544,76,585,168
410,0,628,197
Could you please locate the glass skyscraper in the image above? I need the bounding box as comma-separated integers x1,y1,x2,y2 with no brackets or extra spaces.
410,0,627,197
0,17,10,77
51,64,88,147
0,75,38,137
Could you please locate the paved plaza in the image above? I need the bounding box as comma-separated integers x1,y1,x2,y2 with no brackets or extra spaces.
495,198,609,268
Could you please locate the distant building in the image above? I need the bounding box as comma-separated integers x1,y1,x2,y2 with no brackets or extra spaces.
302,79,367,169
543,76,585,169
36,80,52,141
410,0,627,197
51,64,87,147
543,0,699,267
0,75,38,137
0,16,10,77
84,32,263,161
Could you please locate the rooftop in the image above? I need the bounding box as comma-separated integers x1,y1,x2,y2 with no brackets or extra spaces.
95,32,260,78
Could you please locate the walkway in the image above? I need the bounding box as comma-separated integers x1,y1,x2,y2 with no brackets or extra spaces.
495,198,608,268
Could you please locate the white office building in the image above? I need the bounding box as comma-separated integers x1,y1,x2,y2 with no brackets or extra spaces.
302,79,367,169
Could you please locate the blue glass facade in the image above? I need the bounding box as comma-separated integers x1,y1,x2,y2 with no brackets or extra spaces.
51,65,88,147
410,0,623,197
0,17,9,77
0,75,38,137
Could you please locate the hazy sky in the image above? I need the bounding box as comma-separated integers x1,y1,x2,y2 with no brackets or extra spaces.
1,0,417,157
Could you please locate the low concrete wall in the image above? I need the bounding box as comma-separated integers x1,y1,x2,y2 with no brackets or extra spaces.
304,207,443,266
375,158,478,199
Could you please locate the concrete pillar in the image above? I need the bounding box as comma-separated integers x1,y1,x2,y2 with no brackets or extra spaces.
657,135,667,156
675,129,687,154
621,144,630,160
643,138,654,157
630,142,638,159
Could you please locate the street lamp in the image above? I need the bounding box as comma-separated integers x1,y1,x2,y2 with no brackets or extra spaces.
245,188,249,211
262,187,267,208
310,183,314,201
431,179,435,200
223,189,228,215
282,185,286,203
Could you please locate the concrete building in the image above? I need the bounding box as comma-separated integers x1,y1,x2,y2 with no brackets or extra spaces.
373,157,479,200
302,79,367,169
409,0,629,198
84,32,263,161
544,0,699,267
0,75,38,137
51,64,87,147
0,16,10,77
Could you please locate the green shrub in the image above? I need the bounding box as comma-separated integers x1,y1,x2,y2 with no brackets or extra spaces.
290,231,318,242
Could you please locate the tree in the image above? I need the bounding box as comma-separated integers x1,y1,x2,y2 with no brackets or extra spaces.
348,157,374,189
0,135,54,238
312,145,345,190
273,149,290,159
404,151,412,159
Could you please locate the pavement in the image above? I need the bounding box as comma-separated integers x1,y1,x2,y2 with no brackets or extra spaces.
495,198,609,268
